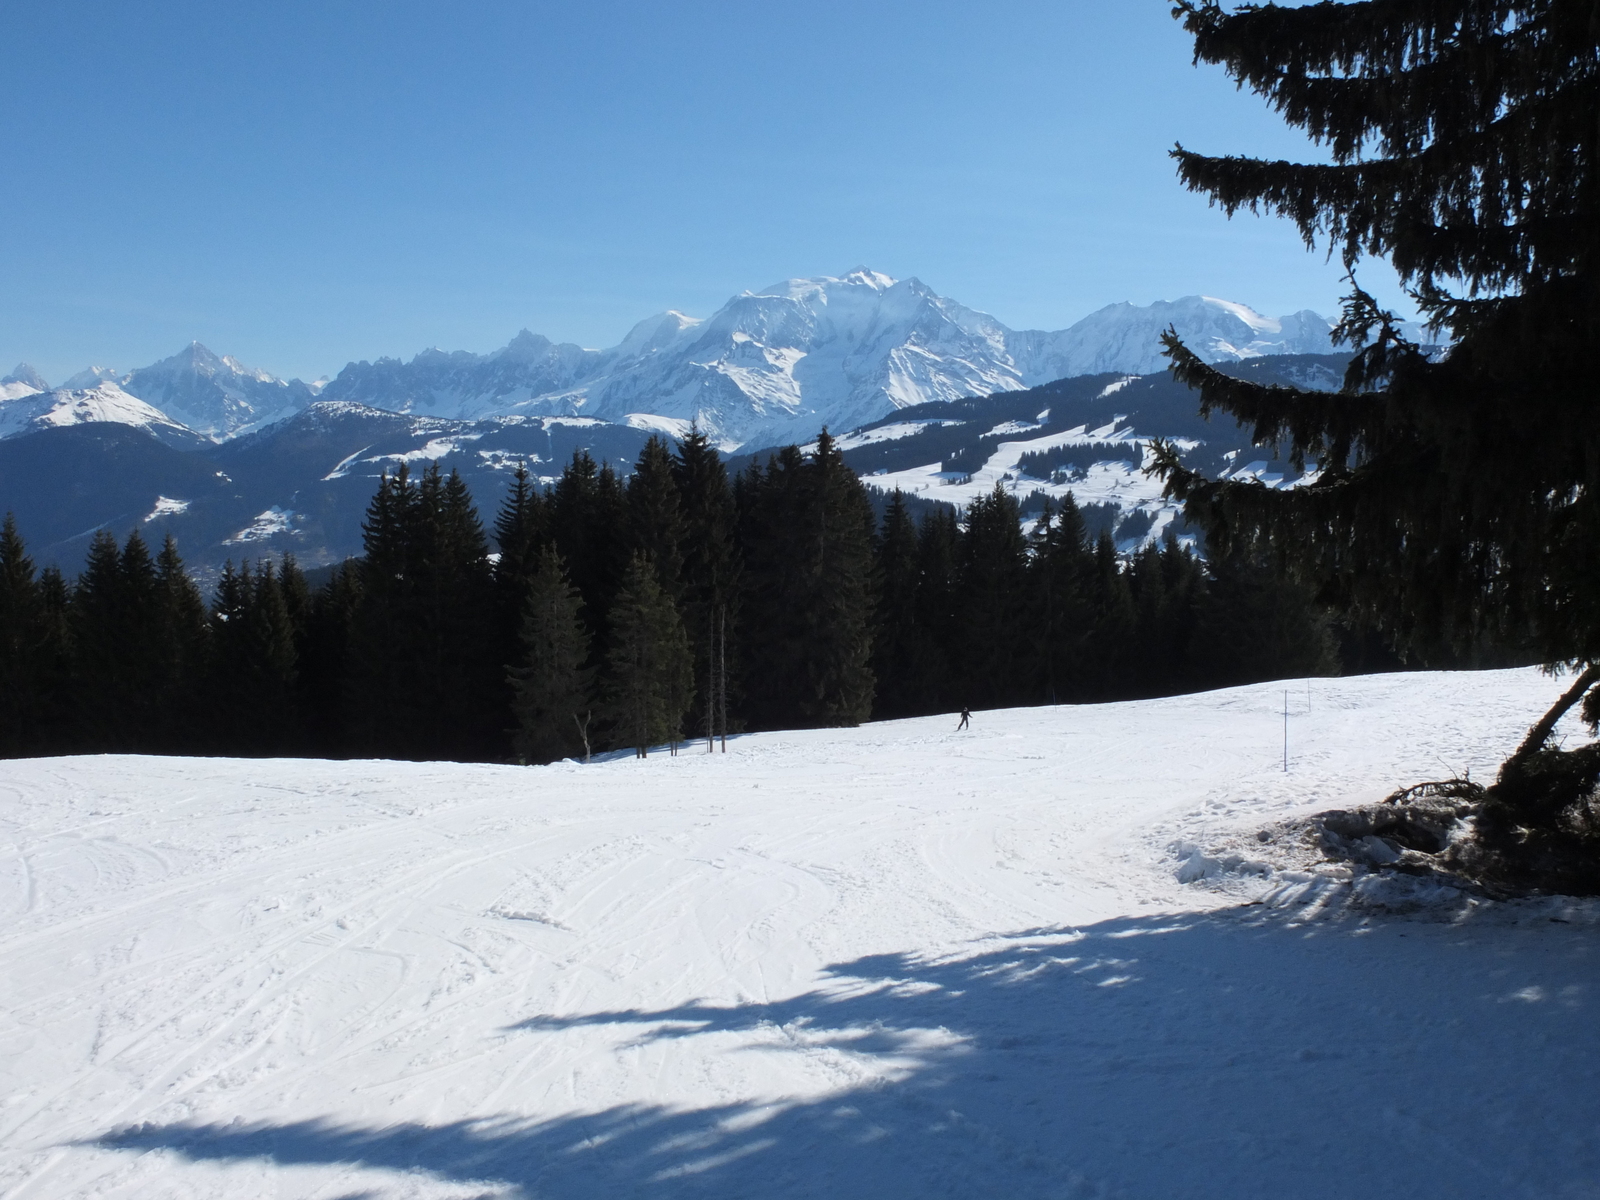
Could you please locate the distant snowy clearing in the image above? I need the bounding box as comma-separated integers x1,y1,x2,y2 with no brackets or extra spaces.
3,669,1598,1198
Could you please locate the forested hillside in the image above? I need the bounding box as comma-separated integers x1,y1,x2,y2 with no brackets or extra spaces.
0,425,1430,763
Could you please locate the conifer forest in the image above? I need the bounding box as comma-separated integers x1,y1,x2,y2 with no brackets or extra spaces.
0,428,1349,764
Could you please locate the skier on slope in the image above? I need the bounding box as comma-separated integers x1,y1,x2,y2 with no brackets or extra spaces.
956,706,971,731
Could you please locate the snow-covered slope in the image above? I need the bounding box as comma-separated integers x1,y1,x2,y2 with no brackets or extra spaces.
320,271,1353,449
3,669,1598,1199
65,344,319,439
0,382,202,447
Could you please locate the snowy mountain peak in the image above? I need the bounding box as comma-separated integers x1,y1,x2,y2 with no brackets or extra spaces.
61,365,125,390
753,267,899,304
117,343,318,439
1,364,49,402
614,311,702,360
2,363,48,391
495,330,557,363
0,382,200,446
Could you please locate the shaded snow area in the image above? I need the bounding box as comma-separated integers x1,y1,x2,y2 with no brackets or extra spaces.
3,669,1599,1198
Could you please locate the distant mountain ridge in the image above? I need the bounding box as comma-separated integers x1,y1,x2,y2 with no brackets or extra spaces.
51,344,322,438
317,270,1354,448
9,271,1376,451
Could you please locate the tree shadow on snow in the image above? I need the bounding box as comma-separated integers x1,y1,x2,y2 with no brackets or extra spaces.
86,908,1600,1199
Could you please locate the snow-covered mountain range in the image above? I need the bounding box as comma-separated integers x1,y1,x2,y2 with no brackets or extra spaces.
317,270,1349,448
0,382,203,448
4,271,1365,451
9,345,325,438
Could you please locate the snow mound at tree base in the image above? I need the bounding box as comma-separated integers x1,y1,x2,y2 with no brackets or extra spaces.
1173,795,1600,920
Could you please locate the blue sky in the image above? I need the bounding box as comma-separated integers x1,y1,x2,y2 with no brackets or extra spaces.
1,0,1407,384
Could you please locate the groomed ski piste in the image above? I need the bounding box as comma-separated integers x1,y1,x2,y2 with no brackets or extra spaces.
3,668,1598,1198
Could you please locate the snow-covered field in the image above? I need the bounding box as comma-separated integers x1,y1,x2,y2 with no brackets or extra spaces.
3,669,1598,1199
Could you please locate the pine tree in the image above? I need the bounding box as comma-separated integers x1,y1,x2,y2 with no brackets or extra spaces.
492,462,550,700
552,450,629,647
246,561,300,743
1157,1,1600,884
509,546,594,764
347,465,503,760
347,467,428,757
870,491,928,718
955,485,1031,709
32,565,72,753
71,530,163,750
913,505,961,712
1031,494,1095,703
673,427,740,741
1192,548,1337,690
807,430,878,724
150,534,208,750
1158,5,1600,661
493,462,549,609
300,560,361,755
117,530,164,744
438,467,502,757
209,560,277,753
0,515,43,756
627,436,686,597
601,552,694,757
738,434,876,729
1084,530,1135,699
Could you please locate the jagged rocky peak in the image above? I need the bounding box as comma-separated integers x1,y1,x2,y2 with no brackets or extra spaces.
2,363,48,391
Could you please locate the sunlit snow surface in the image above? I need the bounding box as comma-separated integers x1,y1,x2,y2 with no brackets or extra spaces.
3,669,1598,1198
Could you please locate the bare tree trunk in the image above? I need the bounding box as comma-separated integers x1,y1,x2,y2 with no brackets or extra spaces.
1511,664,1600,764
574,710,593,764
718,606,728,753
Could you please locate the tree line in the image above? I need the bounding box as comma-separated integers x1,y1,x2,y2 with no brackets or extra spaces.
0,428,1343,763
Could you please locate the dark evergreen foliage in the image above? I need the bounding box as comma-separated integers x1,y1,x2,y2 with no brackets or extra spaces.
1158,0,1597,665
1157,0,1599,885
869,492,927,719
0,515,44,757
347,464,500,760
509,547,594,764
552,451,628,649
738,432,877,729
955,486,1031,708
0,432,1350,763
627,437,687,598
601,552,694,757
672,427,740,739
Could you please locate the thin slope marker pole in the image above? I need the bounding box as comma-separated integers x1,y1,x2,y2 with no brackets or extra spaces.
718,606,728,753
1283,689,1289,772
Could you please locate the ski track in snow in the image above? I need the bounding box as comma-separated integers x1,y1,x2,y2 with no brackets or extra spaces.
2,669,1598,1198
